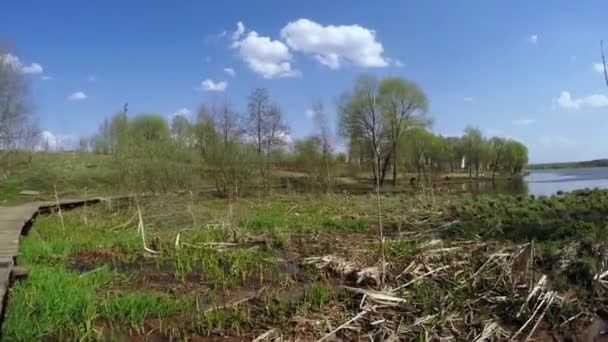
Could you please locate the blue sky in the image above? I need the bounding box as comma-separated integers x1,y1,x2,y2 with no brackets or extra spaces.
2,0,608,163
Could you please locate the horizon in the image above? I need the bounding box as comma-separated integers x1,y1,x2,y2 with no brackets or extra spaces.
2,0,608,163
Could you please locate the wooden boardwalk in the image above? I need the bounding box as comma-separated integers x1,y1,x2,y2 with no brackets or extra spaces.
0,196,127,316
0,204,40,314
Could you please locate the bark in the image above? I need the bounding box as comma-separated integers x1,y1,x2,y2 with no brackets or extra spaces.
379,153,391,186
392,143,398,186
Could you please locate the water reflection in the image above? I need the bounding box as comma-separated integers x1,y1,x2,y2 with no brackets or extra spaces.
461,179,528,196
523,167,608,196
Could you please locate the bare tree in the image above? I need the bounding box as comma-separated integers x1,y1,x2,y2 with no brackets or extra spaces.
246,88,288,191
338,75,385,186
338,74,386,286
0,47,37,168
312,101,334,192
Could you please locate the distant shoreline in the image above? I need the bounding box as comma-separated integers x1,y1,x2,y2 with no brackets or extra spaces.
527,159,608,170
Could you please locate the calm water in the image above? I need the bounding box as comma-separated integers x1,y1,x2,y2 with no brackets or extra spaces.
461,167,608,196
523,167,608,196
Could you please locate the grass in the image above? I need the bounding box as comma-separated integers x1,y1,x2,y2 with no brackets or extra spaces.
0,152,118,204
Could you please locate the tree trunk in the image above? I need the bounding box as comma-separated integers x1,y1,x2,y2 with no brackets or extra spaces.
392,143,398,186
379,154,391,186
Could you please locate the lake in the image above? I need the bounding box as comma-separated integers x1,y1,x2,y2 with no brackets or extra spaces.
460,167,608,196
523,167,608,196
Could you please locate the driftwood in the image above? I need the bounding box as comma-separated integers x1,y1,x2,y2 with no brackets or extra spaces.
304,255,381,286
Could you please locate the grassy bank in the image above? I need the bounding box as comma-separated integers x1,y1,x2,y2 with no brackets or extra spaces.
0,152,525,205
3,190,608,340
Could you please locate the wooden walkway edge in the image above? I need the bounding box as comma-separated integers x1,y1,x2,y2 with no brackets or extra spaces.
0,196,129,318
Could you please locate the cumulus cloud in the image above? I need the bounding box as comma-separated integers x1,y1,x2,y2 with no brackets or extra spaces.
231,22,299,79
394,59,404,68
305,109,316,119
593,62,606,73
528,34,538,44
68,91,87,101
0,53,44,75
171,108,190,118
280,18,388,69
511,118,535,126
224,67,236,77
556,91,608,110
232,21,245,41
463,97,473,102
198,79,228,91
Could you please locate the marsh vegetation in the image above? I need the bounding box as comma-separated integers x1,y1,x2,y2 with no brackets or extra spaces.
3,189,608,340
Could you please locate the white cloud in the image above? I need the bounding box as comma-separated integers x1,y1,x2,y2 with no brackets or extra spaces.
41,75,52,81
224,67,236,77
512,118,535,126
232,21,245,41
556,91,608,110
593,62,605,73
280,18,388,69
198,79,228,91
39,130,77,150
528,34,538,44
22,63,43,74
305,109,316,118
277,131,293,144
394,59,404,68
231,22,299,79
0,53,44,75
463,97,473,102
171,108,190,118
68,91,87,101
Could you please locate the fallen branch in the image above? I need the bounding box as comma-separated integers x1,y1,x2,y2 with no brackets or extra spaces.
252,329,278,342
391,265,450,293
305,255,380,286
342,286,406,306
316,310,369,342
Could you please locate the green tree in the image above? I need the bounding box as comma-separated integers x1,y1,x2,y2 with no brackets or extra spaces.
462,127,485,179
171,115,191,147
488,136,508,181
131,114,170,142
505,140,528,175
378,76,429,186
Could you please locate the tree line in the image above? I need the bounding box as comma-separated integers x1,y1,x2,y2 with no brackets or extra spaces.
83,74,528,196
